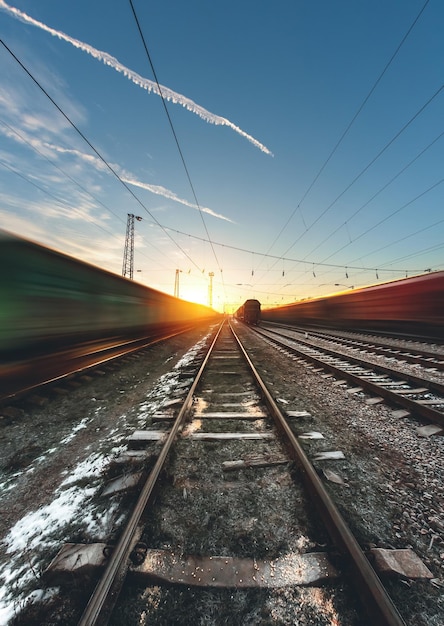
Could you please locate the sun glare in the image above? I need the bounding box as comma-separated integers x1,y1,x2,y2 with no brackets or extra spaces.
179,287,210,308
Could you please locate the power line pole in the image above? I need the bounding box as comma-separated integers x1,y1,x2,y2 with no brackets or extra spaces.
174,269,182,298
208,271,214,308
122,214,142,279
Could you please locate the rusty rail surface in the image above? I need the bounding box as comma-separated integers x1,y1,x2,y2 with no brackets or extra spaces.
255,325,444,427
79,319,405,625
77,321,224,625
231,321,405,626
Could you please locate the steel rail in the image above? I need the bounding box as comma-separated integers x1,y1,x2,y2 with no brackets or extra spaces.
262,320,444,346
230,321,405,626
1,324,201,404
78,321,224,626
263,322,444,361
261,326,444,394
271,325,444,371
256,326,444,427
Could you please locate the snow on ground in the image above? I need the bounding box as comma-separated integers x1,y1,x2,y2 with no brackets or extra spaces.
0,332,210,623
0,451,114,623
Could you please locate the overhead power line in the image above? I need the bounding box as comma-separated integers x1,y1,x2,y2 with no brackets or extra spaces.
152,222,433,274
0,37,204,274
127,0,225,295
285,79,444,262
319,176,444,264
257,0,432,270
309,129,444,261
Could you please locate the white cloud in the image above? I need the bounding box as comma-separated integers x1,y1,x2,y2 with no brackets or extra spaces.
0,117,233,222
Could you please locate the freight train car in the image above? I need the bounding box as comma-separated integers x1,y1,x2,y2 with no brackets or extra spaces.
261,272,444,338
235,299,261,325
0,231,220,358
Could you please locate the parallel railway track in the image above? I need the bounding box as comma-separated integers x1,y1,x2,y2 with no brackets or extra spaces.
262,322,444,373
68,320,406,625
255,325,444,429
0,323,202,404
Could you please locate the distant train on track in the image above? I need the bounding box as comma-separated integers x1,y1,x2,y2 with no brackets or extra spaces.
261,272,444,338
235,299,261,325
0,231,220,358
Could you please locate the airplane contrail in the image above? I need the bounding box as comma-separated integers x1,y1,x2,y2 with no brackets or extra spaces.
0,0,273,155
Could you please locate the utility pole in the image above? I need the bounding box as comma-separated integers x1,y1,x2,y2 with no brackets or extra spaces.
122,214,142,279
174,269,182,298
208,271,214,308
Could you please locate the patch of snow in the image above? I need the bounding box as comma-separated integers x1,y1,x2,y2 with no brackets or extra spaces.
0,451,114,623
60,417,89,445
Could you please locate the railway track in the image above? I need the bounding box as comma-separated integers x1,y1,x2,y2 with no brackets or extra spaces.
255,325,444,429
262,322,444,374
39,320,408,625
0,323,201,404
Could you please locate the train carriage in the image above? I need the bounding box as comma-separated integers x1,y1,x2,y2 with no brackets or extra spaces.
235,299,261,325
0,231,219,357
261,272,444,337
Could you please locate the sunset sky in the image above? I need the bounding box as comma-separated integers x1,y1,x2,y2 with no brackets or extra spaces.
1,0,443,311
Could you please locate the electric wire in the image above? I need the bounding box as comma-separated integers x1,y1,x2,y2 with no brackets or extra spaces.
127,0,225,295
320,176,444,264
259,85,444,291
5,46,424,284
0,119,126,224
379,241,444,266
0,37,204,275
284,80,444,261
1,14,441,301
0,159,167,268
342,218,444,269
0,118,172,268
249,0,440,292
155,222,432,274
307,128,444,262
257,0,431,265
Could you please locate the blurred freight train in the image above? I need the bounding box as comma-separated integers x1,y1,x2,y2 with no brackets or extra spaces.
235,299,261,325
261,272,444,338
0,231,220,359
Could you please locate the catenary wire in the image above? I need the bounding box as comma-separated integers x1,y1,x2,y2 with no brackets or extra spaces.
320,176,444,264
307,128,444,262
0,159,168,268
127,0,226,297
256,0,431,267
1,30,439,297
0,118,173,269
4,45,427,283
151,222,432,274
0,37,205,275
283,80,444,262
0,119,126,225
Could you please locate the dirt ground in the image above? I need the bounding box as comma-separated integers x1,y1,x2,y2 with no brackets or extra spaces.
1,321,443,624
234,324,444,625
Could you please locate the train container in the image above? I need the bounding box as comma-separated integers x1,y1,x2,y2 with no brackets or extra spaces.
261,272,444,337
235,299,261,325
0,231,219,358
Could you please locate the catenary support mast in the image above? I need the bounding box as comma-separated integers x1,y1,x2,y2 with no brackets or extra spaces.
122,214,142,279
208,271,214,308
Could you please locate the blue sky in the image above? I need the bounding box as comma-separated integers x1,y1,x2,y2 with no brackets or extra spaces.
0,0,443,312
